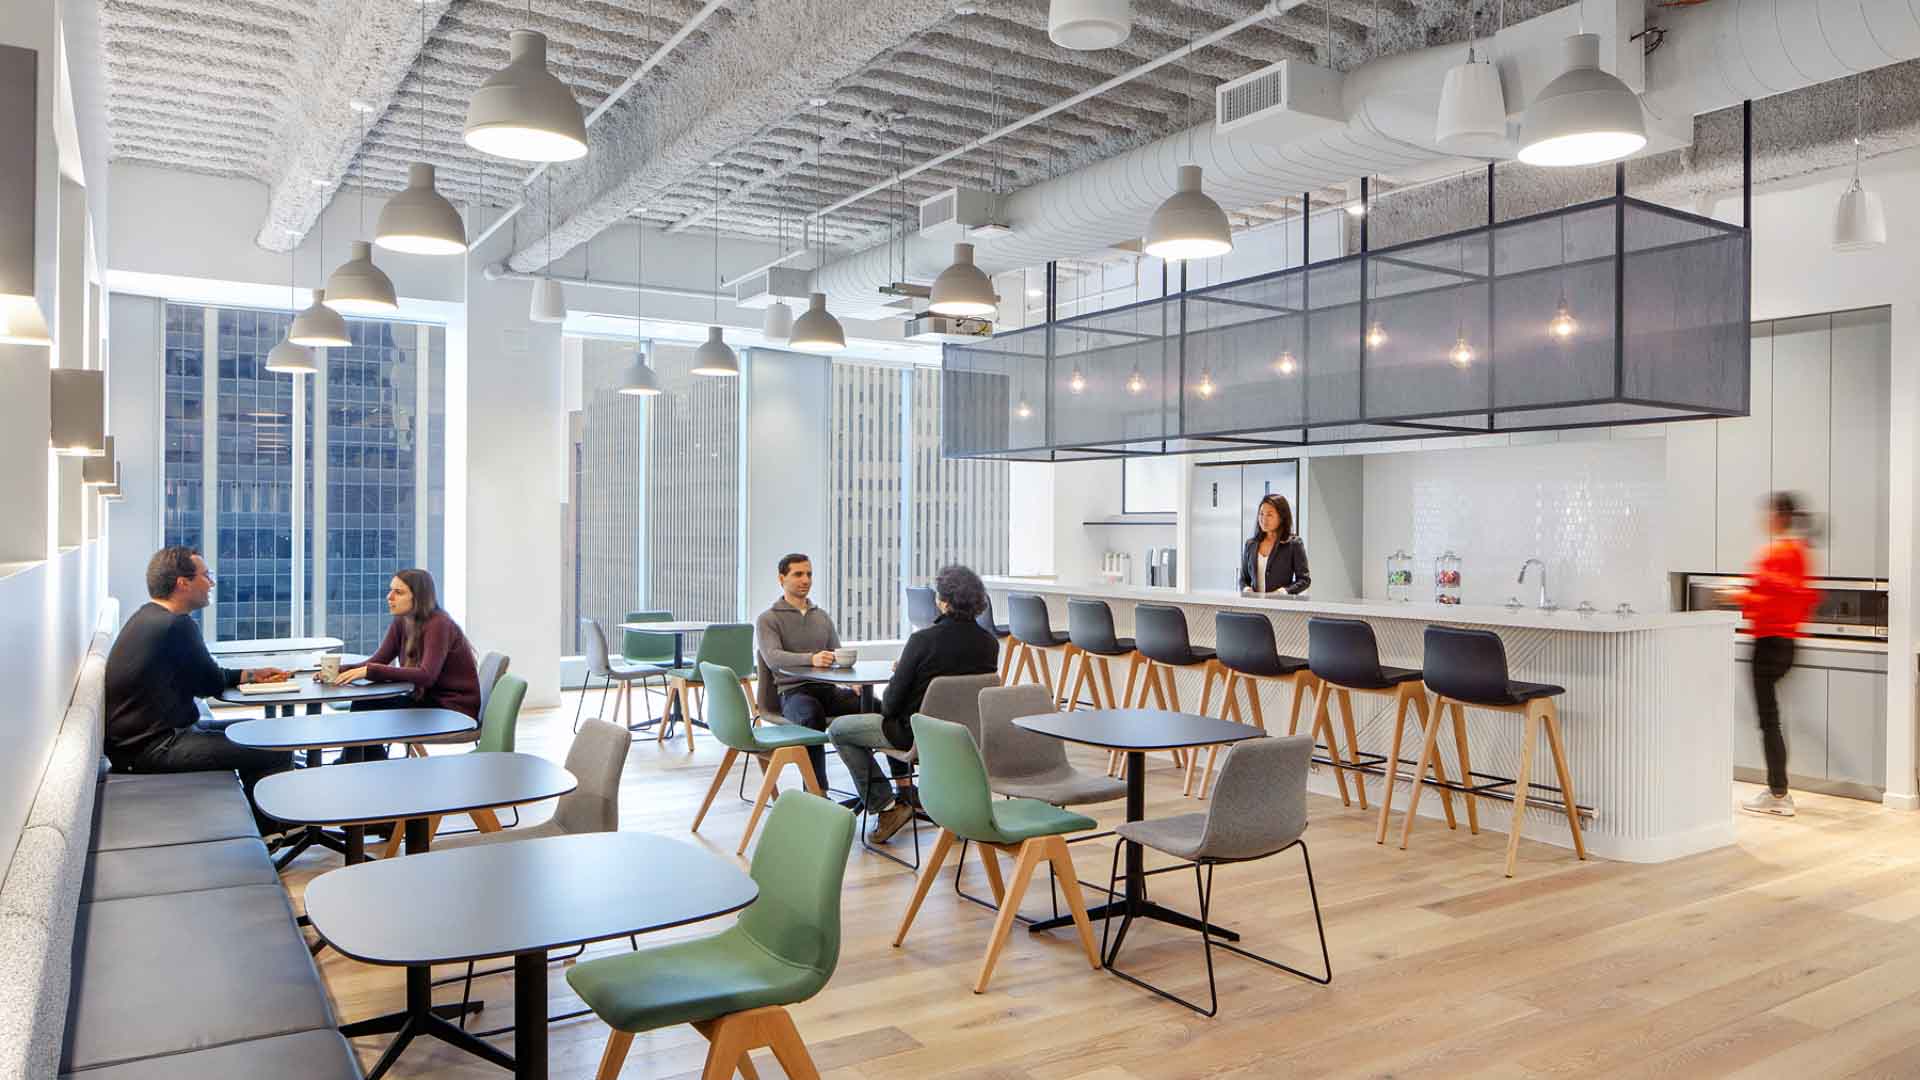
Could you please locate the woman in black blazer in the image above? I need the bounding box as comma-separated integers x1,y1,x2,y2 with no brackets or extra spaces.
1240,493,1311,595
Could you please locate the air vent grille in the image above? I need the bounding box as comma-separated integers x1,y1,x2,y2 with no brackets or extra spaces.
1219,69,1284,127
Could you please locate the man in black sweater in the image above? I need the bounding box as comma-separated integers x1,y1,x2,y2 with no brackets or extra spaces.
104,547,295,820
828,564,1001,841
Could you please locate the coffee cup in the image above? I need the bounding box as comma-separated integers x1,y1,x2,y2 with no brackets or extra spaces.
833,647,857,668
318,654,342,680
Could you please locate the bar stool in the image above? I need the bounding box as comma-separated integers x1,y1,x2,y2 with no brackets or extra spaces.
906,585,938,632
977,594,1014,681
1062,599,1144,712
1404,626,1587,877
1196,611,1321,798
1006,593,1080,706
1304,617,1456,822
1133,604,1222,777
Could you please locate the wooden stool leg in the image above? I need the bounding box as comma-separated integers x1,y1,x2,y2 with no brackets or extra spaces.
594,1030,635,1080
975,840,1045,993
1246,675,1268,732
1098,656,1120,710
1064,653,1092,712
1309,682,1351,807
1335,689,1368,811
999,637,1015,682
1043,836,1101,970
1374,687,1414,845
893,828,958,946
756,1007,822,1080
1035,647,1059,701
738,749,788,855
1285,673,1312,736
1219,671,1242,724
975,842,1006,906
1397,692,1449,851
1505,707,1541,877
1540,700,1587,861
1450,700,1480,834
691,749,739,832
1121,653,1143,708
1409,689,1458,830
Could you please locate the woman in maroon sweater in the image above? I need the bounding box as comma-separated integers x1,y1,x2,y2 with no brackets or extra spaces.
330,568,481,719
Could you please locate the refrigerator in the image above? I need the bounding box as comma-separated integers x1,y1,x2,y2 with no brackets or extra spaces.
1188,460,1301,593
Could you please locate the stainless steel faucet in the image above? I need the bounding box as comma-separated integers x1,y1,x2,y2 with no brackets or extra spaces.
1517,558,1554,611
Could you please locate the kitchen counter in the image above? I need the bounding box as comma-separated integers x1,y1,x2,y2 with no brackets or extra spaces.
985,577,1737,864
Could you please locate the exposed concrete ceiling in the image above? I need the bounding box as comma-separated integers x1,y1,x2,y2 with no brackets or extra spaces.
95,0,1920,274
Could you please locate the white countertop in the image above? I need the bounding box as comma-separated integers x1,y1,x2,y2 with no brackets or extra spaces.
984,577,1738,634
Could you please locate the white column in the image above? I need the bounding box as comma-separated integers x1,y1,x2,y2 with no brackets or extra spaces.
1883,300,1918,809
199,305,217,641
290,373,305,635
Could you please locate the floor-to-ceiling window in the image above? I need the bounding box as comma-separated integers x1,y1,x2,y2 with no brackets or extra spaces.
645,342,740,624
562,336,646,654
160,302,445,653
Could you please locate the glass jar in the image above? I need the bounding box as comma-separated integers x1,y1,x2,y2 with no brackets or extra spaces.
1386,549,1414,602
1434,550,1463,605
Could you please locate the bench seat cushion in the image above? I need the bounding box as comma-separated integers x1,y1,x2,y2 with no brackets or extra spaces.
61,885,334,1072
57,1029,361,1079
81,838,278,904
91,773,254,853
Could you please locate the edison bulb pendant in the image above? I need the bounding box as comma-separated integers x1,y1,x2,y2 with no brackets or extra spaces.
1015,400,1033,419
1449,334,1475,369
1125,368,1146,395
1195,369,1216,399
1275,350,1297,376
1068,367,1086,394
1366,322,1387,348
1549,297,1578,341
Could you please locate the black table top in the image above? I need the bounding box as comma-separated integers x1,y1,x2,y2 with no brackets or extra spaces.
224,708,477,751
254,752,576,827
1014,709,1266,751
774,660,894,686
213,678,412,707
303,832,758,966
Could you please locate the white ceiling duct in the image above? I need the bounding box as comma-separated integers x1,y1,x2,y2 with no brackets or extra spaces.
813,0,1920,311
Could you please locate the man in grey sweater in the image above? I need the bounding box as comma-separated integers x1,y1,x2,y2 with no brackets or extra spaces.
756,552,862,789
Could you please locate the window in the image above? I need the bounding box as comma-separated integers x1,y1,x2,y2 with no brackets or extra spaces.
160,302,446,653
562,337,646,654
645,342,740,624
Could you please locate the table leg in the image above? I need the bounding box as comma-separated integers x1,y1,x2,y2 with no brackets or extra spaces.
405,817,430,856
661,635,687,730
345,964,506,1080
344,824,366,865
513,950,548,1079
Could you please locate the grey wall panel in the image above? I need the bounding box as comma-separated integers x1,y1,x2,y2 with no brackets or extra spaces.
1828,308,1892,579
1768,315,1831,569
744,349,826,620
1715,325,1772,572
1827,668,1887,789
106,294,162,612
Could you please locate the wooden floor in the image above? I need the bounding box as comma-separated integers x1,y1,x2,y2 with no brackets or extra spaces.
284,689,1920,1079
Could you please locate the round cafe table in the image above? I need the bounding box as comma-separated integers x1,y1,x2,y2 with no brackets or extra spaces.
215,676,412,721
773,659,895,712
614,620,718,730
1012,709,1264,942
304,832,757,1080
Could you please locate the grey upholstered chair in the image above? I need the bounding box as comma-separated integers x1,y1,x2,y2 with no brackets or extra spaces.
476,650,510,719
977,684,1125,807
1102,733,1330,1016
437,720,634,848
576,618,662,732
859,673,1002,872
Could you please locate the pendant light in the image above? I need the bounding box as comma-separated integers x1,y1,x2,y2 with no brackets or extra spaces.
529,171,568,323
788,182,845,355
464,27,587,163
1275,209,1298,376
326,108,399,314
1833,75,1886,252
1517,33,1646,167
1125,365,1146,394
1366,322,1387,348
1068,366,1086,394
1049,0,1131,50
930,242,997,316
269,234,319,375
762,187,795,340
691,162,738,376
1446,234,1473,369
1547,213,1577,341
378,3,468,253
1194,367,1217,399
1435,0,1507,155
1014,399,1033,419
291,211,351,346
619,210,661,396
1144,40,1233,262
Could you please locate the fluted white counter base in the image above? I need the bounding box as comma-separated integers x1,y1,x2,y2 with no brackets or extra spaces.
987,581,1739,864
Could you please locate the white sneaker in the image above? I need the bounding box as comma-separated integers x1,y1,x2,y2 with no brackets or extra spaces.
1741,790,1796,817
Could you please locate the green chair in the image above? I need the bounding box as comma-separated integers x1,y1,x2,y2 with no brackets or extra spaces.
893,714,1102,994
660,623,756,752
569,791,854,1080
691,661,831,856
379,673,529,858
621,609,675,721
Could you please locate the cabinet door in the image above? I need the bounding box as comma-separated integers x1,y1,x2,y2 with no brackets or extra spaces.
1828,308,1892,578
1779,664,1829,779
1769,315,1831,576
1732,659,1764,772
1665,420,1717,573
1827,668,1887,788
1717,325,1773,571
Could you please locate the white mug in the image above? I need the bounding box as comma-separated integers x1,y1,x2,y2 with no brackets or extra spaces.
833,647,857,668
318,654,342,680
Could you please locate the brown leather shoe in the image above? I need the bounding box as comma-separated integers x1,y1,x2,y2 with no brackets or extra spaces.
871,802,914,843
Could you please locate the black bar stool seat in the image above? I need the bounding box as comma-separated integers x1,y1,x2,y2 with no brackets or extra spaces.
1304,617,1459,825
1196,612,1325,798
1062,599,1146,722
1133,604,1227,793
1007,593,1081,706
1399,626,1587,876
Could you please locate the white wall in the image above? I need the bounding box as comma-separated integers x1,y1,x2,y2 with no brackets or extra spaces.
745,348,829,610
1360,439,1668,613
104,293,160,607
1704,148,1920,809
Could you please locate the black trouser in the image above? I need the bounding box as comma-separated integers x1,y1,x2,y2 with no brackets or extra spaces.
124,720,295,833
779,684,864,788
1751,636,1796,796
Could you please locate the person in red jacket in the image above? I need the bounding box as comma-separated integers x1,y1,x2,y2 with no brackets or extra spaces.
1733,493,1818,817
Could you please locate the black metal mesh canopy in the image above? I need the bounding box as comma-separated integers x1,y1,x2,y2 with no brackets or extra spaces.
942,195,1749,460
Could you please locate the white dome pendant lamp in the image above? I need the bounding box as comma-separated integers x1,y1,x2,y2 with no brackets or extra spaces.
1144,41,1233,262
1834,75,1886,252
929,242,997,317
1049,0,1131,51
267,241,319,376
690,163,738,376
325,108,399,314
1517,33,1646,167
761,191,795,341
291,212,351,346
378,5,468,254
1435,1,1507,155
464,28,588,163
529,171,568,323
788,293,846,354
619,212,661,397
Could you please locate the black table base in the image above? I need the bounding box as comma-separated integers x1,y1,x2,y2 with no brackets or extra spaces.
1027,750,1239,942
342,966,501,1080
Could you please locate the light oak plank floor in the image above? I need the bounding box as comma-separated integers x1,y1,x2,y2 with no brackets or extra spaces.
278,691,1920,1079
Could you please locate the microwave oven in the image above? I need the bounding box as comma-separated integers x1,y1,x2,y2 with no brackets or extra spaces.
1683,574,1889,640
